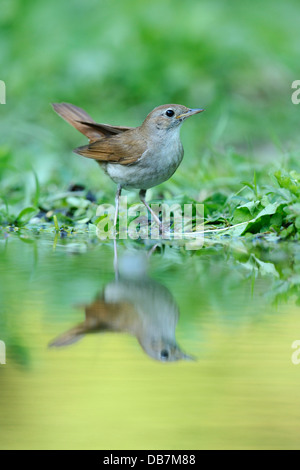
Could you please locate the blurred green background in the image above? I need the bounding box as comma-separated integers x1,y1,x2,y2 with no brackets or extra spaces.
0,0,299,206
1,0,300,450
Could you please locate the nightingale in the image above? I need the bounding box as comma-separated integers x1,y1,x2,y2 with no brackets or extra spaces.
49,251,193,362
52,102,204,228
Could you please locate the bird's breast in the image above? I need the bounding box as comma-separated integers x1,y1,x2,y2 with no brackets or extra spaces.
106,133,184,190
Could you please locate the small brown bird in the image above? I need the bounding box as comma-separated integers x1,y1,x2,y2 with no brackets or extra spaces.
52,103,203,226
49,251,193,362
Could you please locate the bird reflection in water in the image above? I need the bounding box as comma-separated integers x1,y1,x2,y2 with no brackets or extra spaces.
49,245,193,362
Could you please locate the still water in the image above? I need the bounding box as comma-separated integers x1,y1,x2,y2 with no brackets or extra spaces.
0,232,300,449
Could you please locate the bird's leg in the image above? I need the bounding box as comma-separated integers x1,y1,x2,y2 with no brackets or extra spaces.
114,184,122,229
139,189,162,231
147,243,160,258
113,238,119,281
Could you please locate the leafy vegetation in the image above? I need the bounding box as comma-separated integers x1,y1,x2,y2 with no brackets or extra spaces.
2,0,300,451
1,0,300,294
1,0,299,237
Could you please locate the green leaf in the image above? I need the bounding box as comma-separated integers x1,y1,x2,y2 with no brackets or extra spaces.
255,203,281,219
232,207,255,225
252,256,279,278
15,207,38,225
295,216,300,230
275,170,300,196
66,197,90,209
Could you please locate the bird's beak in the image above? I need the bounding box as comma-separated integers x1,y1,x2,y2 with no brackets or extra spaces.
176,108,204,120
182,352,197,361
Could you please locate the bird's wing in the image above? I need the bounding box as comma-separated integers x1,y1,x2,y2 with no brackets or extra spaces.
78,121,134,138
52,102,133,140
74,129,148,166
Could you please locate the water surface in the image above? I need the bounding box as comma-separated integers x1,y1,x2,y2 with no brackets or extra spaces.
0,233,300,449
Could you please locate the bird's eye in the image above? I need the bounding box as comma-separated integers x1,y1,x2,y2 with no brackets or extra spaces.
165,109,175,117
160,349,169,360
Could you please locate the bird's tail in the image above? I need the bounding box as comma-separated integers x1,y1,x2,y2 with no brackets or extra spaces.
52,102,101,141
48,323,87,348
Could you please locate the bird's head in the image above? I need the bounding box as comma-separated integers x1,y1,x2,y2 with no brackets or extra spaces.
142,104,204,133
139,337,196,363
